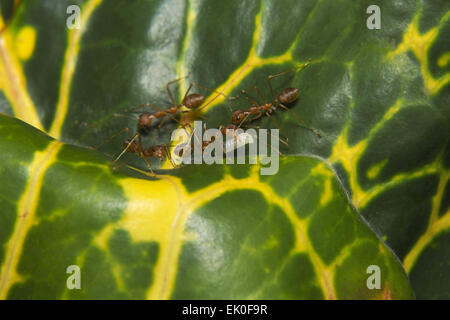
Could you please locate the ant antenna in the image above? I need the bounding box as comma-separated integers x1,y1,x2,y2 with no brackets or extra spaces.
267,58,311,102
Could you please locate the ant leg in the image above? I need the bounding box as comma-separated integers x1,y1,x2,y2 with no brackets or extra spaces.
182,106,211,123
136,102,182,124
163,144,179,168
246,125,288,147
267,58,312,101
165,123,197,161
278,103,321,138
189,83,229,98
89,111,137,124
114,133,140,162
265,132,286,157
157,114,170,129
240,124,285,157
248,110,264,123
252,85,266,104
113,154,155,177
241,85,267,104
186,121,203,147
125,102,183,133
264,112,290,143
267,134,286,157
240,88,260,107
112,157,134,171
141,156,155,176
167,72,192,107
124,102,155,114
195,112,210,121
181,83,194,105
122,102,169,122
230,126,284,158
170,134,194,160
189,83,235,113
113,113,139,121
236,112,255,129
94,127,133,150
236,110,265,129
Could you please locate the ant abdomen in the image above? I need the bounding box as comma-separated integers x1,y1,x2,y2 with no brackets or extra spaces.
278,87,299,105
183,93,205,109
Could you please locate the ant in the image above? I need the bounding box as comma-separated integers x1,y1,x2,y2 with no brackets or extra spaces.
123,73,232,133
112,130,185,175
95,74,232,158
230,58,321,138
218,123,288,153
174,122,287,159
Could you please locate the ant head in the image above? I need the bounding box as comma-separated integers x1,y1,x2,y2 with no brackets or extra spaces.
154,146,166,160
142,147,153,157
232,110,246,124
183,93,205,109
138,113,152,128
278,87,299,105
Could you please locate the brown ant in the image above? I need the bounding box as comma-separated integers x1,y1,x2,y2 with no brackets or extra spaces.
174,122,287,158
93,119,187,175
95,74,231,159
113,122,285,174
112,131,184,175
231,58,321,138
124,73,232,133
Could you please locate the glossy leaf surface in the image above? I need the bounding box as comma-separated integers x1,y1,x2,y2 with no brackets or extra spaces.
0,0,449,299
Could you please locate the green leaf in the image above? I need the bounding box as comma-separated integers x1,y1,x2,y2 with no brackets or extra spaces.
0,113,413,299
0,0,448,299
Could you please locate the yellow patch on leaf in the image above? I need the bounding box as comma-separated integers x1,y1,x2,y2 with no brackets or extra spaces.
15,26,36,61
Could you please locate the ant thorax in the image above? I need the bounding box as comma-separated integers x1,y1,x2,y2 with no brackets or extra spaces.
262,103,273,111
166,106,179,114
